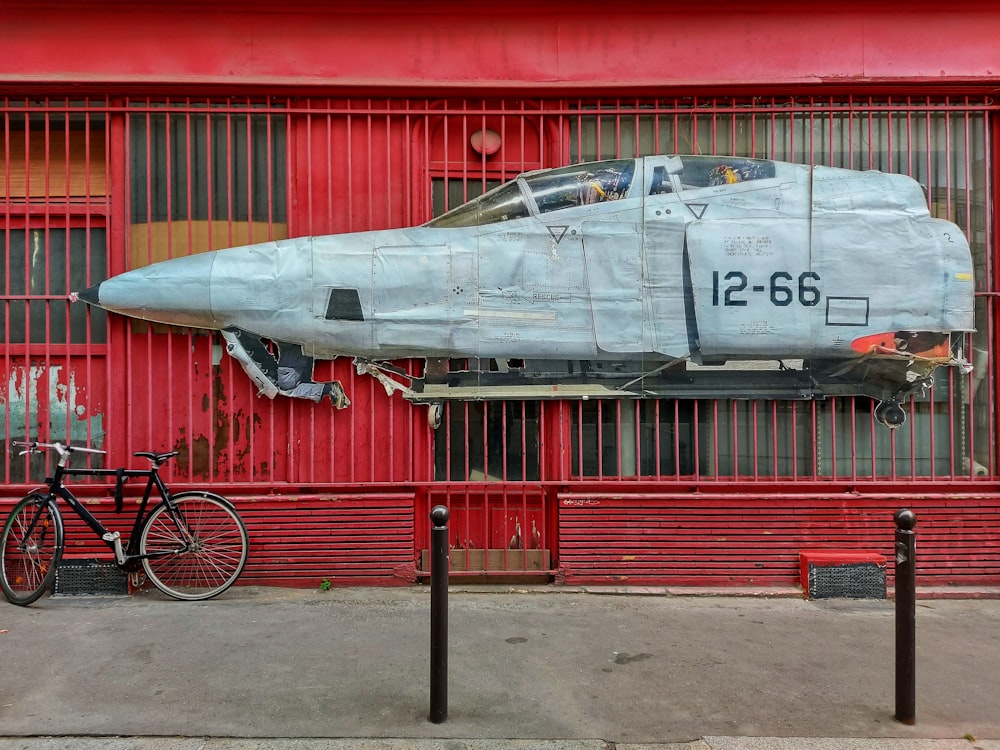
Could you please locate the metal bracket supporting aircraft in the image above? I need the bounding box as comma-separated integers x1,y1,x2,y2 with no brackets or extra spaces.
73,155,975,428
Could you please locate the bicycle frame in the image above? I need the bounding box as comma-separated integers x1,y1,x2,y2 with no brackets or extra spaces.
44,462,186,568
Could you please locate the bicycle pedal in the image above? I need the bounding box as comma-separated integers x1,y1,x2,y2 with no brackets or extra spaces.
102,531,121,542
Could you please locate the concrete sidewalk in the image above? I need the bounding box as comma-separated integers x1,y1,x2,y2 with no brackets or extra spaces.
0,739,998,750
1,586,998,749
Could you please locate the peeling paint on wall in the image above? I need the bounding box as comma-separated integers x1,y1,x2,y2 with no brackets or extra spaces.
2,363,104,482
3,364,104,446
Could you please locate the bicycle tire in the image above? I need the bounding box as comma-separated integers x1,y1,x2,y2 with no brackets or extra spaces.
139,491,248,600
1,493,64,606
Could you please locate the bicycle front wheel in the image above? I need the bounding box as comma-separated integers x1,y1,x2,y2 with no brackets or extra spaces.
139,491,248,600
1,493,64,606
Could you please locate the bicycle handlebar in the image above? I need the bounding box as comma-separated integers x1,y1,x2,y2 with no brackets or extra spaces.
13,441,178,469
14,440,107,457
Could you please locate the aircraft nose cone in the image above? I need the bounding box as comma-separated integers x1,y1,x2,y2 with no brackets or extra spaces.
72,251,219,329
73,284,101,306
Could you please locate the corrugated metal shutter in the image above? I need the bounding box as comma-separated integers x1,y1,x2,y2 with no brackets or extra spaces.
557,493,1000,587
238,493,416,586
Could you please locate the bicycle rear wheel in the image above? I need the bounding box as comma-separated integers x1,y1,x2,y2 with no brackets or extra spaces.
1,493,64,606
139,491,248,600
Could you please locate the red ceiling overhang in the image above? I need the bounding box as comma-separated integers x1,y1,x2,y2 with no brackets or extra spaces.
2,0,999,95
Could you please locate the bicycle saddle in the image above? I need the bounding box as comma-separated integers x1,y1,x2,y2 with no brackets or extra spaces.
134,450,180,466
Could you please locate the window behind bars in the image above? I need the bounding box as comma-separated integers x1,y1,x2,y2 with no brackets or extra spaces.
2,105,111,480
127,103,288,274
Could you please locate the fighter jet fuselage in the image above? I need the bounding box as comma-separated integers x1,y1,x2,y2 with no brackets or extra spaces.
75,155,975,426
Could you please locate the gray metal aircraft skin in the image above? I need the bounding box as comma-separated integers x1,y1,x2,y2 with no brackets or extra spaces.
74,155,974,426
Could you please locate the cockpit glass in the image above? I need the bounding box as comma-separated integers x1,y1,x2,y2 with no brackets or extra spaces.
424,180,530,228
672,156,775,188
526,159,635,214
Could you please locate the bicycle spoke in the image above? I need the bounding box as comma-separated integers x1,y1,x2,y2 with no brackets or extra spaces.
139,493,248,601
2,496,63,606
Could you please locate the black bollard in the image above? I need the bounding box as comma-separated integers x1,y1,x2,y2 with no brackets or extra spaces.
428,504,450,724
894,508,917,725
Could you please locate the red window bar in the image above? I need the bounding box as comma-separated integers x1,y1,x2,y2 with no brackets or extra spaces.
120,98,297,486
2,98,112,484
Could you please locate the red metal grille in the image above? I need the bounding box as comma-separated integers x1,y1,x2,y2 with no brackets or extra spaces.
2,94,998,586
2,98,112,483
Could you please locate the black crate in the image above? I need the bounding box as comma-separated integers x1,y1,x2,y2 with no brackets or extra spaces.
808,561,886,599
53,558,128,596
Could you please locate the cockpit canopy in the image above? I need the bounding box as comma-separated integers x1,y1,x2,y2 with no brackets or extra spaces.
424,155,777,228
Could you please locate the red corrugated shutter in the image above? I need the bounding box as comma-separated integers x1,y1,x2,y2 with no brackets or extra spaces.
557,493,1000,587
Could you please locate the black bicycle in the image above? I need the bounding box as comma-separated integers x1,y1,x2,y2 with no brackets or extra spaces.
2,440,249,606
